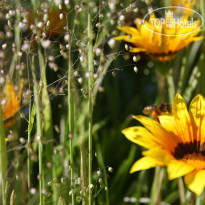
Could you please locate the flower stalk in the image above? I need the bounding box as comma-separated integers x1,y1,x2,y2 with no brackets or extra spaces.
11,0,21,79
190,193,195,205
31,57,43,205
88,7,94,205
0,105,8,205
27,100,32,188
178,177,186,204
66,8,77,204
166,69,175,103
68,28,75,205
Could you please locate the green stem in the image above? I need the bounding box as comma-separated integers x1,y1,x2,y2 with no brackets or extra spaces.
135,170,146,205
178,177,186,205
31,57,43,205
88,8,94,205
190,193,195,205
27,99,31,189
200,0,205,32
155,72,165,102
27,100,36,190
80,135,86,205
14,0,21,77
40,47,56,205
0,104,7,205
94,134,109,205
198,0,205,96
166,69,175,103
177,56,186,94
30,2,54,204
150,167,164,205
68,23,75,205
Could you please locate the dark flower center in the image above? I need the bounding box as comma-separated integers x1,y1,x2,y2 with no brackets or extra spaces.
173,140,205,159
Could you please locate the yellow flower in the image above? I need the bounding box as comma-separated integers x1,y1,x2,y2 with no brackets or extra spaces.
122,94,205,195
172,0,193,9
1,81,23,127
172,0,194,16
115,13,203,61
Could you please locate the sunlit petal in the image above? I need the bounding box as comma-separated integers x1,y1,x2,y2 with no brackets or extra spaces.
173,93,193,142
184,170,205,195
130,156,164,173
122,126,158,149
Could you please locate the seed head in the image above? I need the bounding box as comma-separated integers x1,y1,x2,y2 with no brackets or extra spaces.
59,13,64,20
108,38,116,49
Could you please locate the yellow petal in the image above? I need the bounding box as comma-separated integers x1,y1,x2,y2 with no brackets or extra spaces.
184,170,205,195
158,115,178,137
114,35,145,49
142,146,195,179
133,115,178,152
114,35,136,43
129,47,147,53
173,93,193,143
190,36,203,42
189,94,205,143
116,26,140,36
114,35,130,41
114,35,143,43
142,146,174,161
167,160,195,180
130,156,164,173
122,126,158,149
149,13,156,24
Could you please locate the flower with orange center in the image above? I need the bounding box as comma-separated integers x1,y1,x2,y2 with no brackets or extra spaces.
115,13,203,62
1,81,23,127
122,94,205,195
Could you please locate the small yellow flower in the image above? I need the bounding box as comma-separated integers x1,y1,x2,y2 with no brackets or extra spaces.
1,81,23,127
115,13,203,61
123,94,205,195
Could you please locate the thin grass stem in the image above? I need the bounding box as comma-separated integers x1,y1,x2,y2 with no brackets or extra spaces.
14,0,21,76
0,104,8,205
31,57,43,205
94,134,109,205
88,7,94,205
80,135,87,205
68,18,75,205
178,177,186,205
150,167,164,205
27,99,32,188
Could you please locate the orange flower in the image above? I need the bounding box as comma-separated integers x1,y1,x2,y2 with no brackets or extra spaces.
1,81,23,127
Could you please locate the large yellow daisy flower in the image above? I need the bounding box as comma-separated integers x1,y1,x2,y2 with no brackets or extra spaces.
122,94,205,195
115,13,203,61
